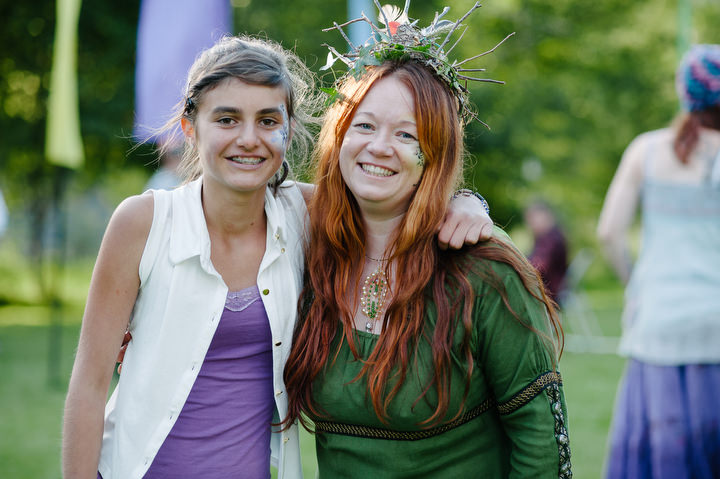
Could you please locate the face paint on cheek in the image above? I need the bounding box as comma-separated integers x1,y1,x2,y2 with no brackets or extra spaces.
279,104,290,151
416,148,425,167
270,130,286,152
269,104,290,155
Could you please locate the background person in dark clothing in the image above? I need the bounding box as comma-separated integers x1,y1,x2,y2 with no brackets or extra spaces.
524,199,568,304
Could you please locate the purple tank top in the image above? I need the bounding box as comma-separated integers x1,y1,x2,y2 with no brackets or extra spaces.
140,286,274,478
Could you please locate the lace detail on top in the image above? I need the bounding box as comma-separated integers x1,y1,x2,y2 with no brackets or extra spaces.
225,286,261,312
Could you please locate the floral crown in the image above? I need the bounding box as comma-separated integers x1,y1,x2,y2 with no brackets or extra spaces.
320,0,513,127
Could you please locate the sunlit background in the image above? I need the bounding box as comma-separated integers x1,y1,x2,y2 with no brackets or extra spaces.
0,1,718,477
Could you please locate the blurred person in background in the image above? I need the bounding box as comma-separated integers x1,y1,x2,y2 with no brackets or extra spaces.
597,44,720,478
144,141,183,191
524,198,568,305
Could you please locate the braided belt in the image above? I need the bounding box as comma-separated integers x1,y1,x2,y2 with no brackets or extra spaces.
313,370,563,441
497,371,562,415
313,397,495,441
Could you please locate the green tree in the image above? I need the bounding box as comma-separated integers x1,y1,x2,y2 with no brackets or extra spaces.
1,0,719,265
458,0,720,247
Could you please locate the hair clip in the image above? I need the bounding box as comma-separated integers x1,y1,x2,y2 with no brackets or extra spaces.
184,97,195,115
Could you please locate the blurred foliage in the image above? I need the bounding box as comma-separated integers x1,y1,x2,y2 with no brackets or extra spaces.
460,0,720,244
0,0,719,264
232,0,720,252
1,0,143,203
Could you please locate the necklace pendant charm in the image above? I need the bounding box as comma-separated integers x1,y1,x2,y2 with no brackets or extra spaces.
361,267,387,333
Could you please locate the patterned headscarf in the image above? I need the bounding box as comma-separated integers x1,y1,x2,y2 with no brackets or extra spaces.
676,44,720,112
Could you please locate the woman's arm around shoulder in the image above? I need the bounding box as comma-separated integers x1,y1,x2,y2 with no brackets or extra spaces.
297,181,494,247
62,193,153,479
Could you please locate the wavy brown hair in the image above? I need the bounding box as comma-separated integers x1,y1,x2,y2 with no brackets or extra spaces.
283,61,562,430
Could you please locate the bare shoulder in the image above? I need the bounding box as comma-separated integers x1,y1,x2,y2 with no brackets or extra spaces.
617,128,670,182
101,192,154,253
624,128,672,163
110,192,153,234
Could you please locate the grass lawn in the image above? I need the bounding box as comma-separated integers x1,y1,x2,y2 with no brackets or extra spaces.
0,311,83,479
0,277,626,478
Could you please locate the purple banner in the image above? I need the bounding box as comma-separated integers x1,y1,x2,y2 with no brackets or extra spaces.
134,0,232,144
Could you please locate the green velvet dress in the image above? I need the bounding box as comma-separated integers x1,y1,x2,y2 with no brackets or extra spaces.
308,257,572,478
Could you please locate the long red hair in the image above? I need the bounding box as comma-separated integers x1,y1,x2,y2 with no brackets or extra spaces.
284,61,561,430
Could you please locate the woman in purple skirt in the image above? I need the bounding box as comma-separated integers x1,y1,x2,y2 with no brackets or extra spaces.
598,44,720,479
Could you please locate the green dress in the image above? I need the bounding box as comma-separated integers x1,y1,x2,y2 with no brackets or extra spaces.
309,257,571,478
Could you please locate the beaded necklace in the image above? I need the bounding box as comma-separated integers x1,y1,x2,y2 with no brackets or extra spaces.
360,256,388,333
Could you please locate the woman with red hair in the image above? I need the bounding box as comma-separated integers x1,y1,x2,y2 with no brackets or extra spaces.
284,55,570,477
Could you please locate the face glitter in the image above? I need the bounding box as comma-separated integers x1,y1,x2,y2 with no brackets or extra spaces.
269,103,290,155
416,148,425,167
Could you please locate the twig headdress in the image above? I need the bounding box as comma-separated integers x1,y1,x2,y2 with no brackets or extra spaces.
320,0,514,127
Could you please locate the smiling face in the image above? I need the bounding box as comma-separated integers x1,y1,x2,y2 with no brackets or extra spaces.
183,77,290,197
338,75,425,218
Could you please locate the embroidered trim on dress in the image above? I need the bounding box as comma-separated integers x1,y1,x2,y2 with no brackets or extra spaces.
313,397,495,441
497,371,563,415
225,287,261,312
547,383,572,478
497,370,571,477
